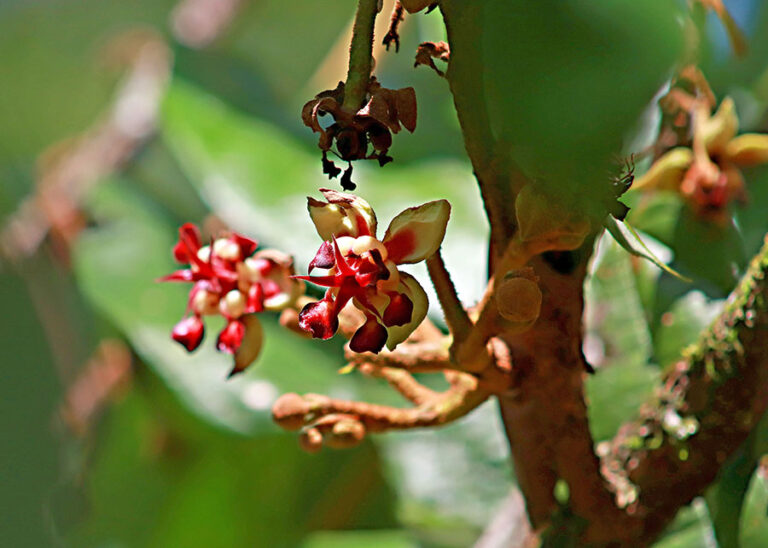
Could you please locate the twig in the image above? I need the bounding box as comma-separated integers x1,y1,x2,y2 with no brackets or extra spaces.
357,362,438,404
342,0,379,112
426,248,472,341
382,1,405,52
273,372,489,437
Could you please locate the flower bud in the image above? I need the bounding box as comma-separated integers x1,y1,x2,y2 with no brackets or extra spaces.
192,288,219,315
172,316,204,351
299,427,323,453
216,319,245,354
213,238,241,261
196,245,211,263
325,419,366,449
220,289,246,319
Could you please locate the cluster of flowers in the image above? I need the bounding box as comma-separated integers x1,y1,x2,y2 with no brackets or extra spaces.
161,223,303,375
296,189,449,353
636,93,768,223
162,190,449,371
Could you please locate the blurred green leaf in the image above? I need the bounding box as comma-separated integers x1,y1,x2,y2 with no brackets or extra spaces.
483,0,684,207
653,291,724,370
70,379,399,548
584,236,659,441
301,530,417,548
0,268,62,547
671,209,746,297
653,500,716,548
706,437,759,548
741,468,768,547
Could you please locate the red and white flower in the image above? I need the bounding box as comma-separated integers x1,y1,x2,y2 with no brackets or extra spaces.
161,223,303,375
297,189,450,353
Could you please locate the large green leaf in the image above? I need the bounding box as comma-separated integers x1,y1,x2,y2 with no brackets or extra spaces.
741,468,768,547
69,381,399,548
482,0,684,208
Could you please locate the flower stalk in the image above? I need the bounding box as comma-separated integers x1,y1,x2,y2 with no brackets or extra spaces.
342,0,379,113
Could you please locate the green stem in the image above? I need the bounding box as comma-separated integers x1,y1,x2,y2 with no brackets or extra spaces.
342,0,378,113
426,249,472,341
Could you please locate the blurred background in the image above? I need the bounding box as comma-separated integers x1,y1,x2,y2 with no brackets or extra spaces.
3,0,768,546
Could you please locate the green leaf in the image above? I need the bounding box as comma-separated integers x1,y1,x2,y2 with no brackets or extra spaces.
584,236,659,441
69,386,399,548
604,217,691,282
301,530,417,548
653,291,725,370
482,0,684,207
653,499,716,548
741,469,768,546
706,442,759,548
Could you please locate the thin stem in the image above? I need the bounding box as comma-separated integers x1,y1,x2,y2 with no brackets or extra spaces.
276,376,489,434
426,248,472,341
344,339,453,373
342,0,378,113
357,363,438,405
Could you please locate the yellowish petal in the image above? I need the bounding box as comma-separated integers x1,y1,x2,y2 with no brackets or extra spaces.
382,199,450,264
725,134,768,166
307,188,377,241
385,273,428,351
632,147,693,192
231,314,263,376
700,97,739,154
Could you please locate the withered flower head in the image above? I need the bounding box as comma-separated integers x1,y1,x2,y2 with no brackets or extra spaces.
302,78,417,190
414,41,450,77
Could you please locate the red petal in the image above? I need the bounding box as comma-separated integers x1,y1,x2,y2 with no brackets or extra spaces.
231,232,258,257
332,236,355,276
383,292,413,327
174,223,202,263
349,316,388,354
298,298,339,339
246,283,264,313
158,269,195,283
260,279,281,298
308,241,335,273
292,274,341,288
217,319,246,353
172,316,205,351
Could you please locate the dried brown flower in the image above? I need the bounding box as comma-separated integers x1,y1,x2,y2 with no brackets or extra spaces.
414,41,449,77
302,78,417,189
